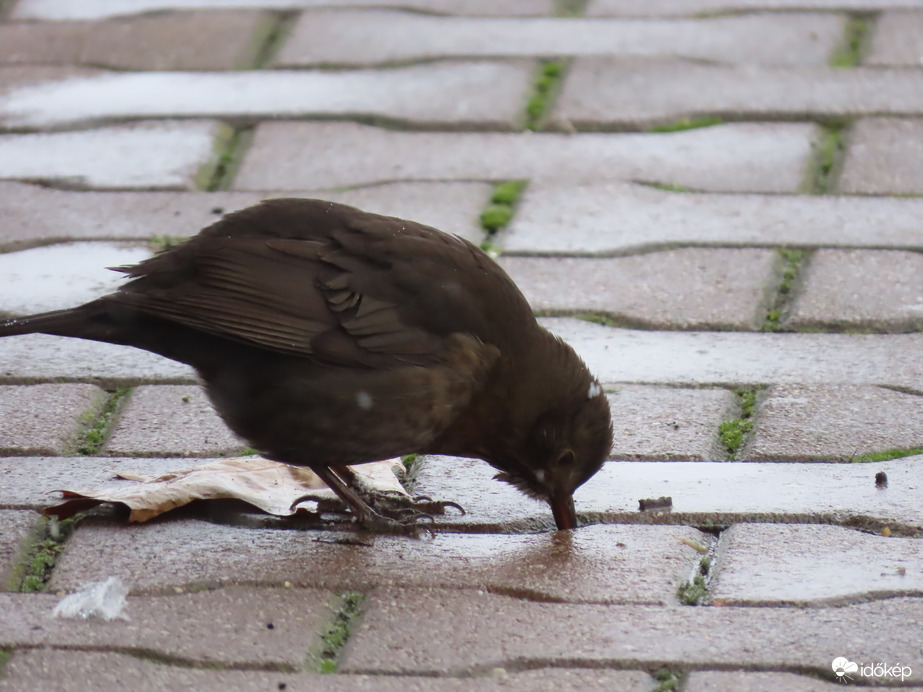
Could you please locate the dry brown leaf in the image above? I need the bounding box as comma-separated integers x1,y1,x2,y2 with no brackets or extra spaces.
48,457,408,522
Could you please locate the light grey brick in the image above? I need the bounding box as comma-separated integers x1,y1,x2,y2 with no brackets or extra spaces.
743,384,923,461
866,10,923,66
711,524,923,605
275,11,842,67
0,384,106,455
236,121,817,193
0,121,219,190
786,249,923,332
500,181,923,255
552,59,923,130
104,385,246,457
499,249,779,330
839,117,923,195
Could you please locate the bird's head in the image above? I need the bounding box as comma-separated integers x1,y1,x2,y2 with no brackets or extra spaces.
494,367,613,531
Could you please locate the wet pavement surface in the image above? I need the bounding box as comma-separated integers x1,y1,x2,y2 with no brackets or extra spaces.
1,1,922,690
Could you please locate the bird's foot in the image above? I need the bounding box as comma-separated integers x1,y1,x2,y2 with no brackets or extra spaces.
360,491,466,521
356,507,438,536
297,464,463,534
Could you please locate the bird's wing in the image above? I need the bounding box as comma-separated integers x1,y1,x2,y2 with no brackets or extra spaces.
108,198,528,369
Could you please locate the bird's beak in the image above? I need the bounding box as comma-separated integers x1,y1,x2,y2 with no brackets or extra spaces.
550,493,577,531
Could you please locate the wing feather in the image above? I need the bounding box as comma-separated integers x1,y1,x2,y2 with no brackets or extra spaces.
108,198,518,368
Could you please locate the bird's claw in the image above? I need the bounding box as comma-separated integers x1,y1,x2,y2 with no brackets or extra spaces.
411,497,466,515
366,493,465,520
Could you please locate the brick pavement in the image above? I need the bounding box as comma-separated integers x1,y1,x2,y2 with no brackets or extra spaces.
0,1,922,690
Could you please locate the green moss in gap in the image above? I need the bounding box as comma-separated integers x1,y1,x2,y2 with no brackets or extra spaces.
479,180,527,247
16,516,82,593
719,388,757,459
314,592,365,673
525,59,565,130
650,116,723,133
762,248,808,332
853,448,923,463
830,18,868,68
78,388,132,456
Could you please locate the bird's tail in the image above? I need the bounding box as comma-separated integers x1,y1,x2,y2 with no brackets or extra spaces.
0,305,108,340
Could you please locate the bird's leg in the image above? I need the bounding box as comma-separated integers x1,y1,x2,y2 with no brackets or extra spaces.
297,465,431,533
332,464,465,518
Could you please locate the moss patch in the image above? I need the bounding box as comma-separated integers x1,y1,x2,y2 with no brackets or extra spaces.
761,248,808,332
644,182,694,193
77,387,132,456
313,592,365,673
401,454,419,472
240,10,299,69
830,17,869,68
719,388,757,459
653,668,683,691
14,516,82,593
554,0,588,16
197,124,253,192
149,234,186,253
525,59,566,131
574,313,618,328
677,573,708,605
803,125,846,195
853,448,923,463
479,180,527,251
650,116,723,133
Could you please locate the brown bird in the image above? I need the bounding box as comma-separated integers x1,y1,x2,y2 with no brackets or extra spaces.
0,199,612,530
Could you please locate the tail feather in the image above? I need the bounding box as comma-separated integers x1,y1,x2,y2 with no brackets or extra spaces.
0,307,98,338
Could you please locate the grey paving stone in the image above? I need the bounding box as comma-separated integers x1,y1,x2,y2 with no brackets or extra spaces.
839,117,923,195
0,586,333,667
342,587,923,675
8,318,917,390
0,242,151,316
0,457,215,510
0,510,40,590
710,523,923,606
586,0,923,16
0,63,532,130
542,317,923,389
866,11,923,66
786,250,923,332
0,335,195,386
412,455,923,530
4,455,922,528
499,249,779,330
606,387,735,460
235,121,817,193
0,121,219,190
552,59,923,130
0,384,106,456
103,385,246,457
275,11,841,67
50,520,711,604
743,384,923,462
0,181,490,251
500,181,923,254
0,650,653,692
12,0,554,20
0,11,267,71
685,671,923,692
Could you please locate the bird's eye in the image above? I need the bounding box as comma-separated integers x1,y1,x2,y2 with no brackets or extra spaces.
558,450,575,467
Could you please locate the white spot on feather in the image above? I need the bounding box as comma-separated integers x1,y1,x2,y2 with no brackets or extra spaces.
356,391,373,410
587,381,602,399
